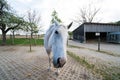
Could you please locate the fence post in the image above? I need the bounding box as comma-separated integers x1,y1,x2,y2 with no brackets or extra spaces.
98,36,100,51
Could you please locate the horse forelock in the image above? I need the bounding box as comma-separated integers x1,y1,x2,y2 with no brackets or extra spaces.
48,24,67,49
46,23,68,47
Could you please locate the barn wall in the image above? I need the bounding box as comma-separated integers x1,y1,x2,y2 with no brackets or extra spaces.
73,25,84,42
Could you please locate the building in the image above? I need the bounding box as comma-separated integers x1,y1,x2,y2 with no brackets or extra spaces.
73,22,120,43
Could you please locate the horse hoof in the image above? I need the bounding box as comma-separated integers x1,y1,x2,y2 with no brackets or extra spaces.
47,68,51,72
55,72,59,76
47,67,52,72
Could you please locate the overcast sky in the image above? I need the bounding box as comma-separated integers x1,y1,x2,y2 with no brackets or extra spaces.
7,0,120,32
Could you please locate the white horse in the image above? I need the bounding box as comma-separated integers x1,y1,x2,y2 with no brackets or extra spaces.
44,21,72,75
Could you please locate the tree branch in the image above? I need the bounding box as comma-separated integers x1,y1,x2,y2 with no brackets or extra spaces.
5,23,21,33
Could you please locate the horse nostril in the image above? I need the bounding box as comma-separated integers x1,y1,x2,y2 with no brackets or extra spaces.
57,57,60,64
57,57,66,68
55,31,58,34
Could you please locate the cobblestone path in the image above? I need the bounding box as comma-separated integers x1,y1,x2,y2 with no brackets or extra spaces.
0,46,101,80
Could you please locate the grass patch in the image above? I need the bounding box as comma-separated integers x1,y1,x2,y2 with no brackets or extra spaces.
96,50,120,57
67,51,95,69
0,38,44,46
67,51,120,80
69,45,86,49
69,45,97,51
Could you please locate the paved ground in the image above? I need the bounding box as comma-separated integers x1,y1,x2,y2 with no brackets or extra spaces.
68,40,120,67
0,46,101,80
68,40,120,56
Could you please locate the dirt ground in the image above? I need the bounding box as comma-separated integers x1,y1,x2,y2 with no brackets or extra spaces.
0,46,101,80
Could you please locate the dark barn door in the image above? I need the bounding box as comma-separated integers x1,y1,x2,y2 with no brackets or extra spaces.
86,32,107,42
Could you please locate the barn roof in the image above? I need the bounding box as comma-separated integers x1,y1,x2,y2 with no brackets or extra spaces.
83,22,120,26
73,22,120,32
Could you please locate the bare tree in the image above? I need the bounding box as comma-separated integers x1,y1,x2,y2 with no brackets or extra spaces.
27,10,41,37
25,10,41,51
74,3,100,24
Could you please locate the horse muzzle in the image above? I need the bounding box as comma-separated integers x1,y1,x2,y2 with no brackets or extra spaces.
54,57,66,68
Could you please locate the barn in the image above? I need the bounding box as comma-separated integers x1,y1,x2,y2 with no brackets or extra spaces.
73,22,120,43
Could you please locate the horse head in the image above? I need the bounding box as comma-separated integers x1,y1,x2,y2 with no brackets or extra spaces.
50,22,73,68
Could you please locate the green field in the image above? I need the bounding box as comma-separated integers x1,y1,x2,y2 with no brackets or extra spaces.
0,38,44,46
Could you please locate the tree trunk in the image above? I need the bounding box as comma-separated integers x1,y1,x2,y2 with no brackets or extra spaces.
29,33,32,52
38,34,39,39
2,31,6,45
26,34,27,39
29,37,32,52
34,34,36,45
12,30,15,45
31,33,33,39
10,34,12,45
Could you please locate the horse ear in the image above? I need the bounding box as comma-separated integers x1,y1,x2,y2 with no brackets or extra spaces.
67,22,73,29
54,20,59,26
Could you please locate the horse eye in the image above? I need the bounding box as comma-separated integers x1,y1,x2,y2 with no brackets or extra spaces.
55,31,58,34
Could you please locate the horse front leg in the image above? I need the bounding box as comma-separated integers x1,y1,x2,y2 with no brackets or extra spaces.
48,54,52,71
55,68,60,76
